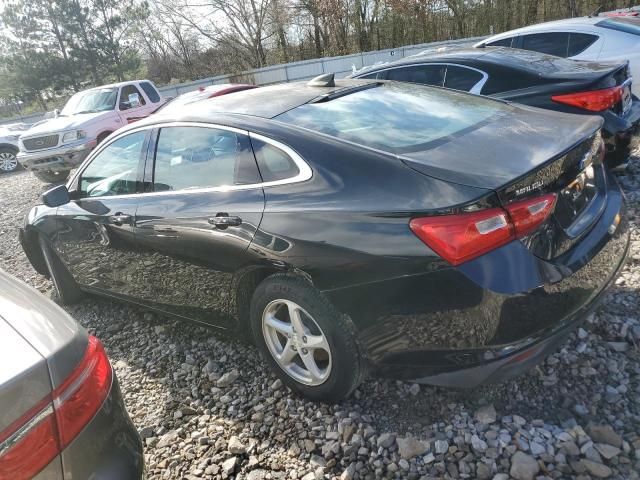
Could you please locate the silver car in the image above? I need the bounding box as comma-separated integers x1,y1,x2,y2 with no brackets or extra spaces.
0,270,143,479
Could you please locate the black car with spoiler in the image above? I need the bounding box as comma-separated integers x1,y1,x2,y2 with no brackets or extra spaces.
20,78,629,401
351,47,640,169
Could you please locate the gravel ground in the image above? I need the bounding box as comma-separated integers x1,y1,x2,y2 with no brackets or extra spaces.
1,152,639,480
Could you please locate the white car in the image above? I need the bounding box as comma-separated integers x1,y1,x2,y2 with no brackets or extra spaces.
18,80,164,183
0,123,30,173
475,16,640,97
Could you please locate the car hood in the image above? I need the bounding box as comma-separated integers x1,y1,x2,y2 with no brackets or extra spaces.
401,103,603,190
24,110,113,136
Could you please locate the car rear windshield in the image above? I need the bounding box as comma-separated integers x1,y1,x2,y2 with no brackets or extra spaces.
596,18,640,36
275,83,508,154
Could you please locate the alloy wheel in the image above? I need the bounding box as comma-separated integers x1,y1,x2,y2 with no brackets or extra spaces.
0,151,18,172
262,299,332,386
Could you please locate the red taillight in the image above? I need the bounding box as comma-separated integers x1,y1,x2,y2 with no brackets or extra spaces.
410,193,557,266
0,336,112,480
505,193,557,238
552,86,623,112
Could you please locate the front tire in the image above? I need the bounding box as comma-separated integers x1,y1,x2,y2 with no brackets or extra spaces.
39,236,84,305
0,147,19,173
33,169,69,183
250,274,365,402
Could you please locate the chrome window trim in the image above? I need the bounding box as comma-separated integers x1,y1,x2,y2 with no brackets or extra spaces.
353,62,489,94
67,121,312,200
0,404,54,456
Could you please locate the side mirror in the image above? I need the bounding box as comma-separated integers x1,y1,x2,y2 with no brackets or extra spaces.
41,185,70,207
128,93,141,108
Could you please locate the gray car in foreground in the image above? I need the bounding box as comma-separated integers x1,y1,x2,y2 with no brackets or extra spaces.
0,270,143,479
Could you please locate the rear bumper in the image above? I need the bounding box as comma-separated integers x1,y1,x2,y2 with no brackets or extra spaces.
326,173,629,385
17,138,97,172
60,373,144,479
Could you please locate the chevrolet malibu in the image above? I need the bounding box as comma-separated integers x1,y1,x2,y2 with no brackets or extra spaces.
19,77,629,402
0,270,143,479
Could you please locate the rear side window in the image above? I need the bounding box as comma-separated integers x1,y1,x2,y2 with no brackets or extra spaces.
140,82,161,103
444,66,485,92
567,33,599,56
385,65,446,87
251,138,300,182
275,82,508,154
357,72,381,80
596,18,640,36
521,32,570,57
486,37,515,47
152,127,260,191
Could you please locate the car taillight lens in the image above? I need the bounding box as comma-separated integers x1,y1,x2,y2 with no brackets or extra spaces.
410,193,557,266
0,336,112,480
551,86,623,112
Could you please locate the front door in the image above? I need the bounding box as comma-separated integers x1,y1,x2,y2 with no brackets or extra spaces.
117,84,152,124
53,130,151,300
135,125,265,327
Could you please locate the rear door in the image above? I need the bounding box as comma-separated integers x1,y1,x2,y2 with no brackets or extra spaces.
134,124,265,327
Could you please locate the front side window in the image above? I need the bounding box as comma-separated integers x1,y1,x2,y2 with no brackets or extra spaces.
153,127,260,191
521,32,571,57
275,82,508,154
119,85,146,110
79,131,146,198
444,66,485,92
61,88,118,115
385,65,446,87
486,37,515,47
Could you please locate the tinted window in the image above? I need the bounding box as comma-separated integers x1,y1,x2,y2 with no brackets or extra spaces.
276,83,508,154
486,37,514,47
80,132,146,198
357,71,381,79
385,65,446,86
119,85,146,110
251,138,300,182
444,66,485,91
153,127,260,191
521,32,570,57
140,82,161,103
567,33,598,56
596,18,640,36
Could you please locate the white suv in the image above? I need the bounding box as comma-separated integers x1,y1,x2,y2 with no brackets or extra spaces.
0,123,29,173
18,80,164,183
475,16,640,97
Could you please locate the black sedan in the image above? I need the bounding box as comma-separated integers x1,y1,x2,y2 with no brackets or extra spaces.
351,47,640,169
20,78,629,402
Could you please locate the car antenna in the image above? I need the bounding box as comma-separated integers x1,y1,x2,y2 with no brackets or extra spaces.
307,73,335,87
588,6,602,17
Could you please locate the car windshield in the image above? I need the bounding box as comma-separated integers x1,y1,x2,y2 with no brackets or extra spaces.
61,88,118,115
275,82,508,154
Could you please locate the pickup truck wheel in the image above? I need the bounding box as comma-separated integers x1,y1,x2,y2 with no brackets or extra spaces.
33,169,69,183
0,147,19,173
38,235,84,305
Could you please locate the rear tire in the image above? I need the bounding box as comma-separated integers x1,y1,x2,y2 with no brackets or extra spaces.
0,146,19,173
39,236,84,305
250,274,365,402
33,169,69,183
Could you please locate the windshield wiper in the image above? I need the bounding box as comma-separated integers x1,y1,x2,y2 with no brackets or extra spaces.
74,109,100,114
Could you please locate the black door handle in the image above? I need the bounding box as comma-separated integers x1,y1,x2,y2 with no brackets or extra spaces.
108,213,131,226
208,214,242,229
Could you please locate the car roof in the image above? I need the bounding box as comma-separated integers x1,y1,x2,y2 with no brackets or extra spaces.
353,47,491,74
80,79,152,92
147,78,378,121
478,16,604,42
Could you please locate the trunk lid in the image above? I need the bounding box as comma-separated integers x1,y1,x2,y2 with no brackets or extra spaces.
402,104,605,260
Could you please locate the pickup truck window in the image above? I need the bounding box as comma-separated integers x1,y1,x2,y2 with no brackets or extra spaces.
119,85,146,110
61,88,118,115
140,82,161,103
